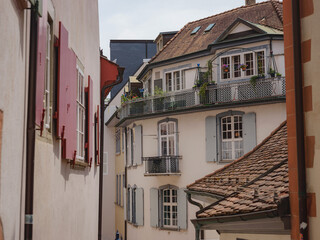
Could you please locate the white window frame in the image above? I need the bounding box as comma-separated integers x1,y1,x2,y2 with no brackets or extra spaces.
115,128,121,154
162,188,178,228
221,115,243,161
44,21,52,129
164,69,186,92
220,49,266,81
159,121,176,156
76,66,85,160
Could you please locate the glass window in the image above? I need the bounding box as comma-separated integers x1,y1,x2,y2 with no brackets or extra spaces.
44,21,52,130
245,53,254,76
166,73,173,92
159,121,176,156
76,68,85,160
221,115,243,160
116,129,121,154
163,188,178,227
221,57,230,79
174,71,180,91
232,55,241,78
256,51,265,75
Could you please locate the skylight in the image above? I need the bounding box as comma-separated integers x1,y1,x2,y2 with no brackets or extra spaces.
204,23,216,32
191,26,201,35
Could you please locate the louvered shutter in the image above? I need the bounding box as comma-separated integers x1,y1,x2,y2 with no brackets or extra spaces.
205,116,217,162
56,22,77,160
150,188,159,227
35,0,47,126
136,188,144,226
177,188,187,230
95,105,100,165
124,187,127,221
134,125,142,165
85,76,93,164
127,129,131,167
243,112,257,154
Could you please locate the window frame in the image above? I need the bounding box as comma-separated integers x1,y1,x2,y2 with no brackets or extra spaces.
162,188,178,228
76,66,85,161
220,49,266,82
115,128,121,154
159,121,177,156
163,69,186,92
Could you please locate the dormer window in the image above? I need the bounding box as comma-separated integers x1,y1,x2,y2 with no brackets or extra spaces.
191,26,201,35
204,23,216,32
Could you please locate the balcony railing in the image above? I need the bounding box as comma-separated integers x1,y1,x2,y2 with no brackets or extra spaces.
143,156,182,176
119,77,285,120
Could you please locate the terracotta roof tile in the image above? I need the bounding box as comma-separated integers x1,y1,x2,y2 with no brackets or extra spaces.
151,1,283,63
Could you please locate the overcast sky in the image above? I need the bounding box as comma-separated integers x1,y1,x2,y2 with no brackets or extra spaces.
98,0,266,58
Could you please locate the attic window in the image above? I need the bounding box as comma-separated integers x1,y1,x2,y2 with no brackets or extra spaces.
204,23,216,32
191,26,201,35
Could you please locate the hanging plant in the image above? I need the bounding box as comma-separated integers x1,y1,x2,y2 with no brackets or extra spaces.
222,64,229,72
238,64,247,71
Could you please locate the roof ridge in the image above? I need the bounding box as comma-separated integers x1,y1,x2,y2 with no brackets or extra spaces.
270,0,283,23
186,120,287,189
196,159,288,217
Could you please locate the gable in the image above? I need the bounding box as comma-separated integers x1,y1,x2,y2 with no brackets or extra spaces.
229,22,252,34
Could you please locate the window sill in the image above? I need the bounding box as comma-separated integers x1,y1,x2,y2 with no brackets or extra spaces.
71,160,88,170
159,226,180,231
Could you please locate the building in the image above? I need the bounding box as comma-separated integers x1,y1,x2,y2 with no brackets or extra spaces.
105,1,286,240
155,31,178,53
282,0,320,240
109,40,157,99
0,1,121,240
187,122,290,240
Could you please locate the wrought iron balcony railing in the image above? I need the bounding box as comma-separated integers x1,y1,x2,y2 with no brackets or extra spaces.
143,156,182,176
119,77,285,120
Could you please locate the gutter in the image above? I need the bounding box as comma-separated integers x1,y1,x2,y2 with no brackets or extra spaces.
291,0,308,239
25,3,38,240
98,66,124,240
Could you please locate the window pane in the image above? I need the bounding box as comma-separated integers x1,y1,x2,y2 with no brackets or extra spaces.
161,137,167,156
222,141,232,160
168,136,175,155
174,71,180,91
257,51,265,75
232,55,241,78
160,124,167,135
166,73,172,92
221,57,230,79
168,122,175,134
245,53,254,76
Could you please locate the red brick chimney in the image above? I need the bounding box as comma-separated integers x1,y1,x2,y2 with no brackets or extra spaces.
245,0,256,6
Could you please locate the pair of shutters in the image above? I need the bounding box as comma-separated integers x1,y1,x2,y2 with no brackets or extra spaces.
150,188,187,230
124,187,144,226
126,125,143,166
205,112,256,162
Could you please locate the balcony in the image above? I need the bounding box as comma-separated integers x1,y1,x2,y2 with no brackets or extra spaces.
118,77,285,121
143,156,182,176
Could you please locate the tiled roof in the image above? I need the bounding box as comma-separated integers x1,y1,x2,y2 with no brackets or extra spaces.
151,1,283,63
187,121,287,197
187,122,288,218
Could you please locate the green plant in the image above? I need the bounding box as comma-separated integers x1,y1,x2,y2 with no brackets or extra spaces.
199,82,208,98
121,94,129,104
250,75,259,87
154,86,164,96
203,60,213,82
276,72,282,77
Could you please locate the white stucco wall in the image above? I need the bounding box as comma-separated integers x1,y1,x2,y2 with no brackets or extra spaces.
125,102,286,240
221,233,290,240
0,1,30,240
32,0,101,240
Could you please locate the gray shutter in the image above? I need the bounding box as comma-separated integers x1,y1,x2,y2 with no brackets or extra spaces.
134,125,143,165
124,188,127,221
177,188,187,230
205,116,217,162
243,112,257,154
129,188,132,222
150,188,159,227
127,129,131,166
136,188,144,226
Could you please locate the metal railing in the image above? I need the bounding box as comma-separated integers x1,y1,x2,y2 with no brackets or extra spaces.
119,77,285,120
143,156,182,175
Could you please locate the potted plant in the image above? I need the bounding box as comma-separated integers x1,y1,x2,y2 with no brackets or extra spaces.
239,64,247,71
222,64,229,73
276,72,282,78
268,68,276,77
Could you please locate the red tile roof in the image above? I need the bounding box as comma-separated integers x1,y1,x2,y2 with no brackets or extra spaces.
151,1,283,63
187,121,288,218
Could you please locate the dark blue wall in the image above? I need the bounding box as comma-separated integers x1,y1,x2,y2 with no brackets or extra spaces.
110,40,156,98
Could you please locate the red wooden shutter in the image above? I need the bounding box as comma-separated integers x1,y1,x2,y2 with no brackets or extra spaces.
56,22,77,161
85,76,93,165
35,0,47,127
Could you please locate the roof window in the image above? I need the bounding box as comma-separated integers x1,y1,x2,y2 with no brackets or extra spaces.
191,26,201,35
204,23,216,32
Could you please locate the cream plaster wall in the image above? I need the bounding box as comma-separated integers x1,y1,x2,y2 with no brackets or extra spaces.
126,102,286,240
300,1,320,239
221,233,290,240
32,0,101,240
0,1,30,240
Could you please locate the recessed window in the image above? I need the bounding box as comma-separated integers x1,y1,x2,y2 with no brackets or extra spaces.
163,188,178,227
76,67,85,160
191,26,201,35
204,23,216,32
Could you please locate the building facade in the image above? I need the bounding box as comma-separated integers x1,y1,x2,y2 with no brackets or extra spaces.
105,1,286,240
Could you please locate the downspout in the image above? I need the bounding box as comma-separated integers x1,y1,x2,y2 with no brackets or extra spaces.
291,0,308,239
25,2,38,240
98,67,124,240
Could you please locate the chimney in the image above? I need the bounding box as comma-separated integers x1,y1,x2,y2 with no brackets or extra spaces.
245,0,256,6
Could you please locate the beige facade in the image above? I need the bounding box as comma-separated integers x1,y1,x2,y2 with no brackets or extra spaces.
0,0,101,240
221,233,290,240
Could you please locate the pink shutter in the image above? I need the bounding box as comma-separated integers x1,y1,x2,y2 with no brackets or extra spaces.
56,22,77,161
35,0,47,127
85,76,93,165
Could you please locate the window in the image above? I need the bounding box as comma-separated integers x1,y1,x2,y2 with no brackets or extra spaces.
154,79,163,91
132,187,136,224
204,23,216,32
76,67,85,160
116,174,122,205
191,26,201,35
163,188,178,227
164,70,186,92
221,115,243,160
126,186,144,226
150,186,187,230
159,121,176,156
116,128,121,154
220,50,266,80
44,20,53,129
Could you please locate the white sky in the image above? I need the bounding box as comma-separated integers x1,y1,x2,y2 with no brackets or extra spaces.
98,0,266,58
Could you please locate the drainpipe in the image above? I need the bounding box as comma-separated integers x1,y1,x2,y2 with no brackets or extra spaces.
98,67,124,240
291,0,308,239
25,2,38,240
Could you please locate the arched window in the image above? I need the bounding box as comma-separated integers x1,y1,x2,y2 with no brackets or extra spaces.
158,119,177,156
